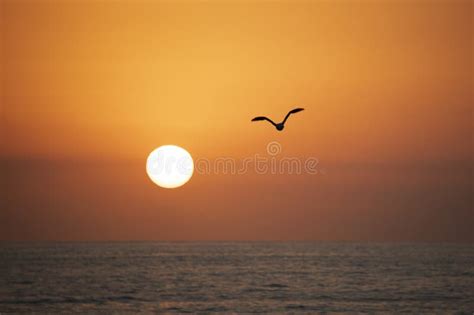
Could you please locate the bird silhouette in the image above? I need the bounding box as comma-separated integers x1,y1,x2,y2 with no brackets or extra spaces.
251,108,304,131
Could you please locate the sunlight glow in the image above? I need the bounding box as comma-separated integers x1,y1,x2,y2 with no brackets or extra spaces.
146,145,194,189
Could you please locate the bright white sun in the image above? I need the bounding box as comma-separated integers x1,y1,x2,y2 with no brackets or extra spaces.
146,145,194,189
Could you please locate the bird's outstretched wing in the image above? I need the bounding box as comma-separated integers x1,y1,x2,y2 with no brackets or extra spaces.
282,108,304,124
251,116,277,127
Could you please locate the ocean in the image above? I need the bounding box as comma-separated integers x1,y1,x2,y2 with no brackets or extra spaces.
1,242,473,313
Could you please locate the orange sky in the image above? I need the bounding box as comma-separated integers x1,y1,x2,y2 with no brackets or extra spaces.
1,1,472,241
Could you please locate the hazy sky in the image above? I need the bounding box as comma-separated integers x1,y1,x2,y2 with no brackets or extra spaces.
1,1,472,241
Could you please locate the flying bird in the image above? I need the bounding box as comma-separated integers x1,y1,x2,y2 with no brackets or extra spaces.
251,108,304,131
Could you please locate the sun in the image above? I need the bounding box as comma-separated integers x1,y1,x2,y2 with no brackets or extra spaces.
146,145,194,189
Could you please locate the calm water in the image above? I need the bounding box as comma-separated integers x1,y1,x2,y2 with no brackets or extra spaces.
1,242,473,313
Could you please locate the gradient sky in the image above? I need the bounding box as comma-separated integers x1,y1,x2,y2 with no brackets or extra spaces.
1,0,472,241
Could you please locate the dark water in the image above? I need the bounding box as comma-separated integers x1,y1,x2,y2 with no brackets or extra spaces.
1,242,473,313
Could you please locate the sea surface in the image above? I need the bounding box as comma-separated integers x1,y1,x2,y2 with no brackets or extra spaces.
1,242,473,313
